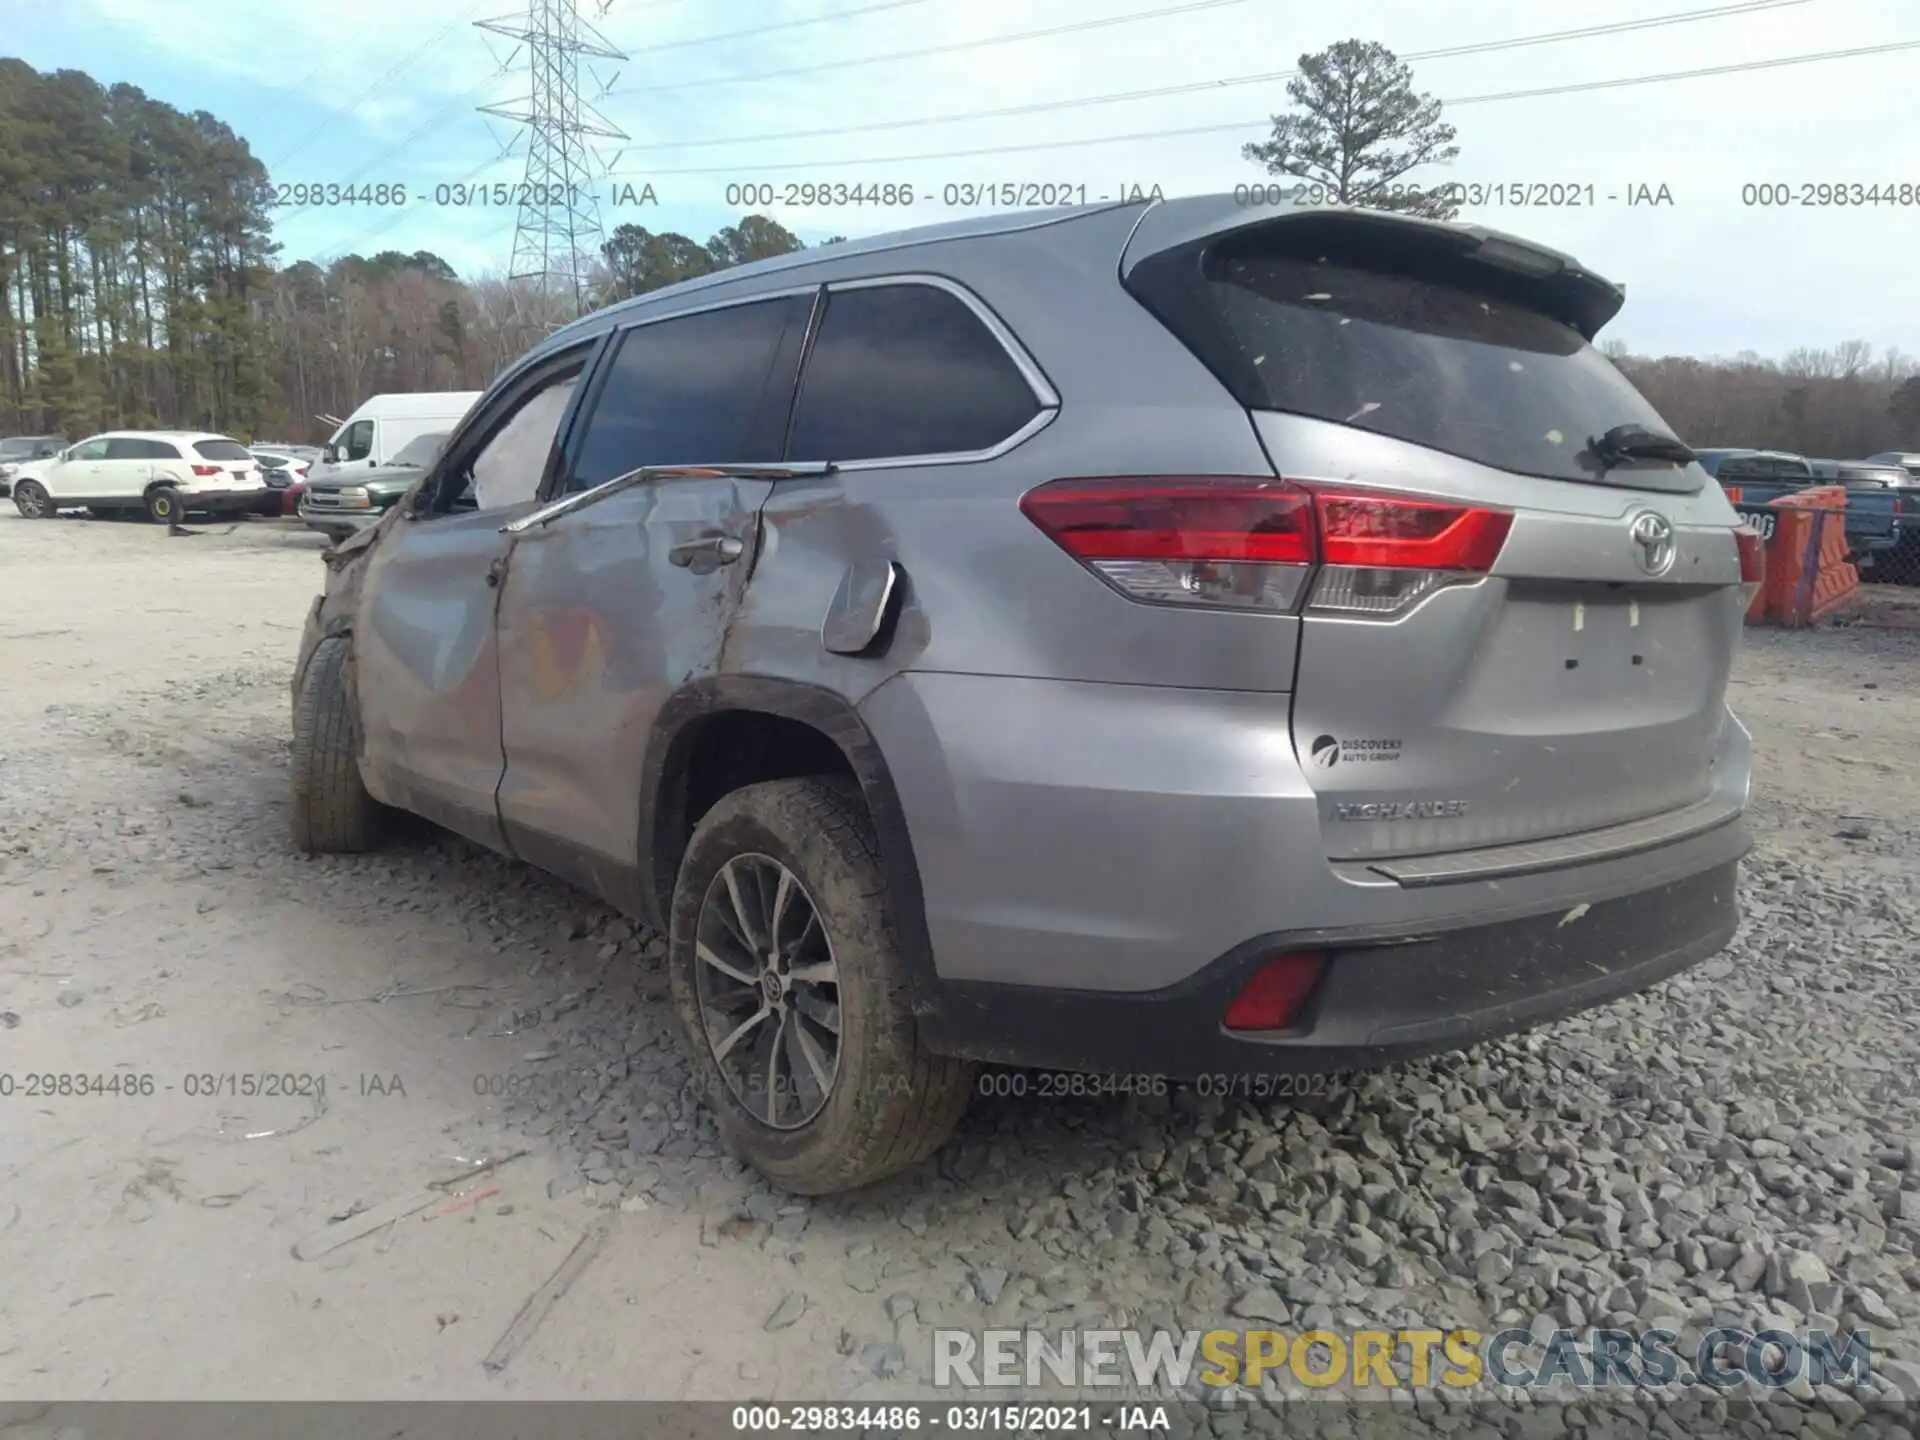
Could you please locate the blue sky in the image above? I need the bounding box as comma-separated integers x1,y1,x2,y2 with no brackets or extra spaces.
8,0,1919,359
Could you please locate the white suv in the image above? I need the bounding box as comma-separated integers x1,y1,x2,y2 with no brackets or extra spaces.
9,431,267,523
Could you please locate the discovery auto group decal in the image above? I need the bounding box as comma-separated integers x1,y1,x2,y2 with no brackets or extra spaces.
1308,734,1403,767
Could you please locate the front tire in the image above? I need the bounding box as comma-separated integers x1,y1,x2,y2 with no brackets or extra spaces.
13,480,54,519
144,485,181,525
289,635,387,854
668,777,973,1195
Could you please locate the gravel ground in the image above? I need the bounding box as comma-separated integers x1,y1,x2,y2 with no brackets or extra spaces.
1,514,1918,1430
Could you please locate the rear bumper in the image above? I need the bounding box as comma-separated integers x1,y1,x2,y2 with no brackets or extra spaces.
855,670,1750,1073
181,486,264,514
918,857,1741,1076
299,500,381,539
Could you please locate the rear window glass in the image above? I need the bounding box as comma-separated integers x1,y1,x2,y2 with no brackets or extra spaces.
1128,230,1673,484
194,439,252,461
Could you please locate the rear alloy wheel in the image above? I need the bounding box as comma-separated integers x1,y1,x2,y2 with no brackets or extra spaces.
289,635,387,853
668,777,974,1194
12,480,54,519
144,485,181,525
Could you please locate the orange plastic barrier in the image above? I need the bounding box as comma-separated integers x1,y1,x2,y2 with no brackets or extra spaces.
1766,486,1858,627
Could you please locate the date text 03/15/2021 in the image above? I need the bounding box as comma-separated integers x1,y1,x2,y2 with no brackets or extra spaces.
0,1072,402,1098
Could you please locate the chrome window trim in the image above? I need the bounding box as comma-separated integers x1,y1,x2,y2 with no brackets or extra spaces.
560,274,1062,476
827,408,1059,472
607,283,825,338
504,461,837,534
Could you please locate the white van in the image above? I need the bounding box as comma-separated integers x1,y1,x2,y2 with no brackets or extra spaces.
310,392,481,486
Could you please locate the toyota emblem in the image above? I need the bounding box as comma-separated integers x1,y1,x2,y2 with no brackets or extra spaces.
1628,511,1676,577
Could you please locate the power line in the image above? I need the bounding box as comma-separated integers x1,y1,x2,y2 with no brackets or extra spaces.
480,0,628,316
311,155,512,258
272,0,937,220
605,0,1810,155
603,0,1253,97
620,0,938,56
267,0,495,172
607,35,1920,177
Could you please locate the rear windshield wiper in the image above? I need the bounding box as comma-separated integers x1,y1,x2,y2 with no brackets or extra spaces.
1588,423,1696,473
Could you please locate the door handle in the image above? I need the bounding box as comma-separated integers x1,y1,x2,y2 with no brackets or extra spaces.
668,533,745,571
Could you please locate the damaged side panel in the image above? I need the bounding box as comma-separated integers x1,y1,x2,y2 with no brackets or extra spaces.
350,504,526,849
291,507,395,715
493,475,777,888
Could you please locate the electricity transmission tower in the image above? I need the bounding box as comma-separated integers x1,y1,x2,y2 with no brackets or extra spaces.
476,0,628,318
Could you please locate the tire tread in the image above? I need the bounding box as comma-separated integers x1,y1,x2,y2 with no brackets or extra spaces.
289,636,384,854
671,775,972,1194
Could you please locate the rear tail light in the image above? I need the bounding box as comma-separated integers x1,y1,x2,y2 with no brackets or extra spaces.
191,464,221,476
1734,522,1765,607
1019,477,1512,620
1222,951,1325,1031
1017,477,1315,612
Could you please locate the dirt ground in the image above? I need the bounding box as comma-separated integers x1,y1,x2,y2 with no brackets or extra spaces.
0,511,1916,1403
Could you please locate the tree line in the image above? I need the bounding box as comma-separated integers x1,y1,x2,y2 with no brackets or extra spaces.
0,61,831,441
2,54,1915,459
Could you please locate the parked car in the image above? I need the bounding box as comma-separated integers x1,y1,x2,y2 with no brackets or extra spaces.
1693,447,1813,486
1865,451,1920,478
253,443,323,465
308,392,480,488
1697,448,1900,562
289,195,1756,1193
1853,455,1920,582
252,448,312,516
298,430,449,540
9,432,267,522
0,434,66,498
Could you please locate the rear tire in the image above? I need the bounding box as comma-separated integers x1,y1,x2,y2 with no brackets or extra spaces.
12,480,54,519
668,776,973,1195
144,485,181,525
289,635,386,854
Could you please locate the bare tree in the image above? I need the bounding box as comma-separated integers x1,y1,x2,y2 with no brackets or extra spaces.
1611,340,1920,458
1242,40,1460,220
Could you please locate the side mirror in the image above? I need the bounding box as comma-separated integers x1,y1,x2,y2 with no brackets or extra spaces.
322,445,339,464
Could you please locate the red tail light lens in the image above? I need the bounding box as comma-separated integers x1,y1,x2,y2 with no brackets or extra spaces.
1020,477,1511,620
1313,491,1513,571
1018,478,1314,563
1019,477,1316,612
1223,951,1325,1031
191,464,221,477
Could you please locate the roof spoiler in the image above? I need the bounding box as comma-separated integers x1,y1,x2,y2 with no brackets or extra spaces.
1121,195,1627,340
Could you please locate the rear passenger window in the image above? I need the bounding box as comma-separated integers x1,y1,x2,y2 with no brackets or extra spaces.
105,439,144,461
786,284,1043,463
566,295,811,491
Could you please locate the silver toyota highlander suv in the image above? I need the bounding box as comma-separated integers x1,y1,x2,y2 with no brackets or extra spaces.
290,194,1761,1195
